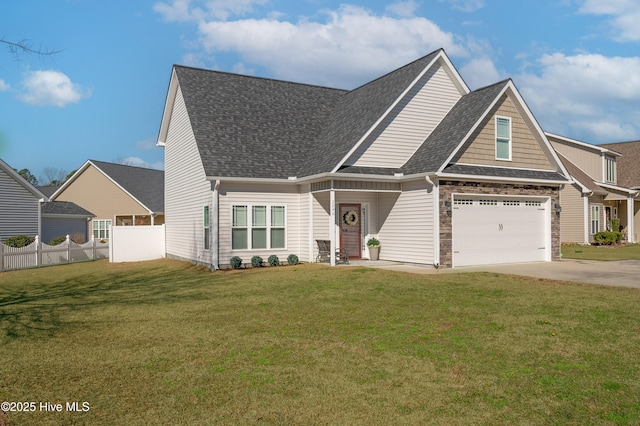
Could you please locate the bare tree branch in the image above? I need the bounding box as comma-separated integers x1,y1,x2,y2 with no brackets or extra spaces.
1,38,63,59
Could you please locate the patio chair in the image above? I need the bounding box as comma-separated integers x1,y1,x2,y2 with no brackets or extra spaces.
315,239,349,264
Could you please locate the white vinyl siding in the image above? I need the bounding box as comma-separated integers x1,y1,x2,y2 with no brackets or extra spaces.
218,182,301,265
0,167,40,241
164,86,213,265
350,62,463,168
378,179,434,264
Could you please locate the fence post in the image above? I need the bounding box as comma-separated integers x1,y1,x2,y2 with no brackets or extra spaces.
66,235,71,263
0,240,3,272
91,236,96,260
35,235,41,267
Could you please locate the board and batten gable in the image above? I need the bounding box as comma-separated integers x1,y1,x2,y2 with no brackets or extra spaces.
453,93,555,170
378,178,435,264
217,182,303,266
347,60,465,169
163,85,214,265
0,165,41,241
54,165,149,237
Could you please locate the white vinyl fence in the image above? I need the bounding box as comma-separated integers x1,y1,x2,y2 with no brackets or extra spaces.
0,236,109,272
109,225,165,263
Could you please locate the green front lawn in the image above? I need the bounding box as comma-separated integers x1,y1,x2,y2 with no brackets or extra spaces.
562,243,640,261
1,260,639,425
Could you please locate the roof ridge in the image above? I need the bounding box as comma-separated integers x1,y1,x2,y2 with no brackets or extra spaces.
89,159,163,173
346,48,443,94
173,64,348,93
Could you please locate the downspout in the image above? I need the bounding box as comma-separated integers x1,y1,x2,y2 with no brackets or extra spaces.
38,198,45,241
583,191,593,245
330,183,336,267
212,180,221,270
426,176,440,268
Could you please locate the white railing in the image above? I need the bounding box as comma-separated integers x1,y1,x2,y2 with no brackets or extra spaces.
0,236,109,272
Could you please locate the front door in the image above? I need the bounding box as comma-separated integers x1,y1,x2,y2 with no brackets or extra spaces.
340,204,361,259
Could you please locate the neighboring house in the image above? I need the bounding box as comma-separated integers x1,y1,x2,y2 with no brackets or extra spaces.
158,49,571,269
598,140,640,242
41,201,95,244
547,133,638,244
0,158,46,241
50,160,165,240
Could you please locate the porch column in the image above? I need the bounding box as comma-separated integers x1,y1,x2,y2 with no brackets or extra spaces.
330,188,336,267
583,194,590,245
627,196,635,243
212,180,221,269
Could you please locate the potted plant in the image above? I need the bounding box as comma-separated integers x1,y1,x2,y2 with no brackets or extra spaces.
367,237,380,261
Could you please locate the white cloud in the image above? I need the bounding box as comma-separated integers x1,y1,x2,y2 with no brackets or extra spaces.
195,4,468,87
120,157,164,170
517,52,640,142
0,79,9,91
579,0,640,41
154,0,268,21
19,70,90,107
385,0,420,18
135,137,159,150
440,0,485,13
459,56,502,89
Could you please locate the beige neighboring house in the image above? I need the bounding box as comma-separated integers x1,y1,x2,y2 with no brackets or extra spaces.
598,140,640,243
50,160,164,240
547,133,638,244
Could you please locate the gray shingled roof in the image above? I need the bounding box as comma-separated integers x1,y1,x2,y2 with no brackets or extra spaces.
402,80,510,175
42,201,95,217
175,66,346,179
90,160,164,213
175,50,442,179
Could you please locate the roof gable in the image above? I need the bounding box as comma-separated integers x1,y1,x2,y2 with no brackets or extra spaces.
0,158,47,200
52,160,164,213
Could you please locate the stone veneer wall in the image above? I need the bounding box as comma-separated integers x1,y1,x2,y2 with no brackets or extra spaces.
439,181,561,267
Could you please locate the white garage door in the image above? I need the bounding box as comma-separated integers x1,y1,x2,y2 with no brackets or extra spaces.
452,195,549,267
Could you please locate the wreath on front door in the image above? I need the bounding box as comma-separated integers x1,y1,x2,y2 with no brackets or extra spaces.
343,210,359,226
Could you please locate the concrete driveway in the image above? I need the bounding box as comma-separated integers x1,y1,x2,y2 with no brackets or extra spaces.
370,259,640,288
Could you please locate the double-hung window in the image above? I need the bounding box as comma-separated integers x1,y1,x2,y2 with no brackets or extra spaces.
495,116,512,161
232,205,286,250
591,205,600,235
605,157,616,183
92,219,112,240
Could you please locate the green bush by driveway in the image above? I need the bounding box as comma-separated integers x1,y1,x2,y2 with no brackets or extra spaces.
1,260,639,425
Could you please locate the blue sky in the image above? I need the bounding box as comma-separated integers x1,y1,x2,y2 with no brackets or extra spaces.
1,0,639,183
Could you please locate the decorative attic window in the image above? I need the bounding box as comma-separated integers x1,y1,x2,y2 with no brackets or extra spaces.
495,116,512,161
605,156,616,183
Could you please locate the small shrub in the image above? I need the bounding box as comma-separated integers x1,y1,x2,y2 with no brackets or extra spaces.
3,235,35,248
610,218,621,233
367,237,380,247
230,256,243,269
48,236,67,246
268,255,280,266
287,254,299,265
593,231,622,246
251,256,264,268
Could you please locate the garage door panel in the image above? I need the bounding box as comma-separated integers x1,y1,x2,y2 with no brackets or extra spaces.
452,196,549,267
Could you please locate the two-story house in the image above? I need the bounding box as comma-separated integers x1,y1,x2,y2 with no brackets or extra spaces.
158,49,572,269
547,133,638,244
